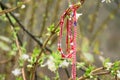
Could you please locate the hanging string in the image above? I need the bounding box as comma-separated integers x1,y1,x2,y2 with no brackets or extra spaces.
72,9,77,80
58,2,81,80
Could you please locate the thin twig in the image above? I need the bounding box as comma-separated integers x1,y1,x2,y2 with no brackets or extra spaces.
39,0,51,37
0,4,27,80
78,66,113,80
0,4,22,56
0,0,30,15
22,68,27,80
93,71,110,76
78,71,110,80
51,0,61,23
0,1,52,53
30,22,60,80
91,67,104,73
88,0,101,32
27,1,36,51
0,7,17,15
90,6,120,45
0,4,22,46
64,68,70,78
115,74,118,80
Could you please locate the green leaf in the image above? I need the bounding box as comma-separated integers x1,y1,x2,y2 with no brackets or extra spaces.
44,76,50,80
9,14,16,24
38,54,47,65
12,43,18,51
17,1,24,7
19,59,24,67
110,61,120,76
52,52,62,68
32,47,40,57
0,14,7,21
15,27,20,31
55,28,60,33
103,58,110,67
0,74,5,80
16,76,23,80
13,31,17,39
85,65,95,78
47,23,55,32
20,42,27,54
77,62,85,69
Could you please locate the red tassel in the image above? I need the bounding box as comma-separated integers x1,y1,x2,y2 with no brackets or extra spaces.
57,2,80,80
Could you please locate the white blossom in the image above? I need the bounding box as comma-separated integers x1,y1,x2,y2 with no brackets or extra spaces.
101,0,111,3
41,56,56,72
117,70,120,79
20,54,29,60
12,68,21,76
21,5,26,9
59,60,69,68
105,62,112,70
101,0,106,2
76,13,82,20
27,64,33,68
47,62,56,72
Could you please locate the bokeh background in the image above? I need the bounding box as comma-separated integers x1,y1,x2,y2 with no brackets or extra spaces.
0,0,120,80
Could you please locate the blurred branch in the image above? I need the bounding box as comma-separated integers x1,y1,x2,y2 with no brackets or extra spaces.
78,60,120,80
88,0,101,32
78,67,110,80
49,0,62,47
39,0,51,37
0,1,52,53
27,1,36,51
77,0,85,37
22,68,27,80
90,5,120,45
0,7,17,15
79,71,110,80
64,68,70,78
1,5,27,80
68,66,101,80
0,4,22,46
0,0,30,15
1,4,28,80
52,0,61,23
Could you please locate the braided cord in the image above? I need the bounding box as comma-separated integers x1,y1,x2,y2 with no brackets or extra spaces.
58,2,80,80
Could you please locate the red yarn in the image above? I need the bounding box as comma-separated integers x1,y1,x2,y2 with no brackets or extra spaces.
58,3,80,80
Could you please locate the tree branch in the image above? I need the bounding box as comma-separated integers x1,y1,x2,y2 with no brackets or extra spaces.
30,1,86,80
0,1,52,53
